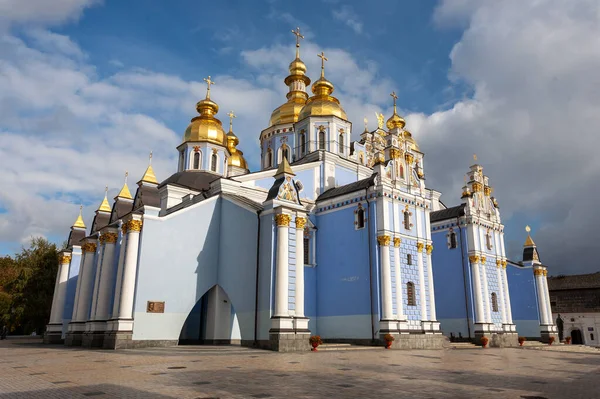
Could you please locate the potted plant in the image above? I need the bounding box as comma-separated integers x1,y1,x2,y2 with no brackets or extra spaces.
565,336,572,344
309,335,322,351
548,336,555,345
480,336,489,348
383,334,395,349
518,336,526,346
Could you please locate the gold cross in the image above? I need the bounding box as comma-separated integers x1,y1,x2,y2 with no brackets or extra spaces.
227,110,236,131
203,76,215,99
291,27,304,47
390,91,398,110
364,117,368,130
317,51,328,77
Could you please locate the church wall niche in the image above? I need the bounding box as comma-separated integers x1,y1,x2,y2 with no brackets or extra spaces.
314,205,372,339
507,265,541,338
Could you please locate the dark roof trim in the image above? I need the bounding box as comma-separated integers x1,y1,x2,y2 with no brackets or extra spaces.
317,173,377,202
430,204,466,223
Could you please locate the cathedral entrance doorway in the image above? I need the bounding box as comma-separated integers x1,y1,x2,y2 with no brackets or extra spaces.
178,285,241,345
571,329,583,345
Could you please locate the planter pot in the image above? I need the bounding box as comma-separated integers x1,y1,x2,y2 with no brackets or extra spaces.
519,342,524,346
385,341,393,349
311,343,319,351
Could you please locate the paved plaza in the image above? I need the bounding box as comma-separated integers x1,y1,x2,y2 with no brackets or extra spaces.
0,339,599,398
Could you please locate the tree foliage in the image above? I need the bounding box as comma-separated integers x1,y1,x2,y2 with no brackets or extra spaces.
0,238,58,335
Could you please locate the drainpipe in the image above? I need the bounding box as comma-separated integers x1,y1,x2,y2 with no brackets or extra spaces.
253,210,262,347
457,216,471,339
366,188,375,342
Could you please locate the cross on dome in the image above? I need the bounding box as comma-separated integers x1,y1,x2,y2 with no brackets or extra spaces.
390,91,398,111
317,51,328,77
203,76,215,99
292,27,304,58
227,110,236,131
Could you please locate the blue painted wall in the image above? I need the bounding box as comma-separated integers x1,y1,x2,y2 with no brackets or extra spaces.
507,264,540,337
335,165,356,187
63,249,82,331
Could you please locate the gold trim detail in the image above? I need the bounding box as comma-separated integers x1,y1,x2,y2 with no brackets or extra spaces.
405,153,414,165
122,220,143,234
416,242,424,252
501,260,507,269
100,232,118,244
484,186,492,196
389,148,402,159
543,270,548,277
534,269,543,276
425,244,433,255
58,254,72,264
393,237,401,247
82,243,97,253
496,259,501,268
481,256,487,264
295,217,307,229
275,214,291,227
377,235,391,246
469,255,480,264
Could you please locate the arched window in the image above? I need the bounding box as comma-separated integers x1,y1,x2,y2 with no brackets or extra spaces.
407,282,416,306
491,292,498,312
338,133,344,154
404,211,411,230
300,131,306,154
193,152,200,169
449,230,457,249
318,129,326,150
211,153,218,172
266,149,273,168
356,207,365,229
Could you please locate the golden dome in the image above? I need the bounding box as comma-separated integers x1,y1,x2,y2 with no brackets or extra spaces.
225,111,248,170
183,76,227,146
268,55,311,126
386,91,406,130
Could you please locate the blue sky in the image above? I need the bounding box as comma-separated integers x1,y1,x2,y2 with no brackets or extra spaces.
0,0,599,275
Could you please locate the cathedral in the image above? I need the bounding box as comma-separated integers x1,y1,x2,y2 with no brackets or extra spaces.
44,29,557,351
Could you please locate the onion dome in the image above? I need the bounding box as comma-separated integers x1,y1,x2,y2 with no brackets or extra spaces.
298,51,347,121
98,187,112,213
183,76,227,146
225,111,248,170
269,28,311,126
72,206,86,229
386,91,406,130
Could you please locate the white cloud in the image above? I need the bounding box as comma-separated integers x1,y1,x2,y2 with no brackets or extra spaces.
416,0,600,273
332,5,363,34
0,0,100,26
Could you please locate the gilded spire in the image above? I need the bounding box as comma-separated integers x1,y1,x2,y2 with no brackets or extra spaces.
291,27,304,59
140,151,158,185
275,156,295,177
317,51,328,79
73,205,86,229
524,225,536,247
116,171,133,200
227,110,236,133
386,91,406,130
98,186,112,213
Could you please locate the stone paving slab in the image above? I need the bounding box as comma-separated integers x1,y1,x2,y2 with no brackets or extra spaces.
0,338,599,398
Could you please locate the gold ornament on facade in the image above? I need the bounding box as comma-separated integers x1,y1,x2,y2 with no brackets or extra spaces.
275,214,291,227
393,237,401,247
295,217,307,229
534,269,543,276
140,151,159,185
469,255,480,264
543,270,548,277
375,112,385,129
472,182,483,192
425,244,433,255
58,254,72,264
484,186,492,196
377,235,391,246
496,259,502,268
100,232,118,244
82,243,97,253
123,220,143,234
416,242,424,252
98,186,112,213
404,153,414,165
501,260,507,268
389,148,402,159
481,256,486,264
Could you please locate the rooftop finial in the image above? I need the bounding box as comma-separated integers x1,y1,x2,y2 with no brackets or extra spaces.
390,91,398,113
227,110,236,132
364,117,368,131
525,225,531,233
149,151,153,164
203,75,215,99
98,185,112,212
317,51,328,78
473,153,478,162
116,171,133,200
73,204,86,228
291,27,304,58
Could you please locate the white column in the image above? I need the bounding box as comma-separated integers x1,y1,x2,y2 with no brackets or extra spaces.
416,243,427,321
425,245,436,321
73,243,97,322
294,217,306,318
535,269,549,325
274,214,290,317
501,262,513,323
94,231,118,321
378,235,393,320
111,229,128,318
470,256,485,324
393,239,405,320
49,253,72,324
480,258,492,323
117,219,143,320
496,261,507,325
542,270,553,325
88,242,105,321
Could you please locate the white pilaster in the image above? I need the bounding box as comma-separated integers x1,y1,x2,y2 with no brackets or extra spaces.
535,269,549,325
392,239,405,320
496,261,507,325
116,219,143,323
542,270,553,326
294,217,306,318
93,230,119,321
502,264,513,324
425,245,436,321
111,232,128,319
49,253,72,324
88,242,105,321
480,259,492,323
416,243,427,322
378,235,393,320
274,214,290,317
470,256,485,324
73,242,97,322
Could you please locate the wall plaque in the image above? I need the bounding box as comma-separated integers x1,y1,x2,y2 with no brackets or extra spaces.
146,301,165,313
